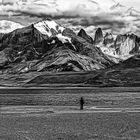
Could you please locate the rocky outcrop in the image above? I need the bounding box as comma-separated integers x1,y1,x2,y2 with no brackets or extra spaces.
96,31,140,60
77,29,93,44
94,28,103,44
62,28,76,37
103,33,114,48
94,31,117,60
114,34,140,56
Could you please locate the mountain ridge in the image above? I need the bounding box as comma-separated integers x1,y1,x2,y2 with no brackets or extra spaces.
0,18,115,75
0,18,139,86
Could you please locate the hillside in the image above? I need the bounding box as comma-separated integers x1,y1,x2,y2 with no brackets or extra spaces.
86,55,140,87
0,18,139,86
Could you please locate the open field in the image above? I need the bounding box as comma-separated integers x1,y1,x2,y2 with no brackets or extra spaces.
1,106,140,140
1,88,140,140
1,88,140,107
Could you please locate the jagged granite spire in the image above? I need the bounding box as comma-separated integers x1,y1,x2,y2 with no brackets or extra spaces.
77,29,93,44
94,27,103,44
114,34,140,56
103,32,114,47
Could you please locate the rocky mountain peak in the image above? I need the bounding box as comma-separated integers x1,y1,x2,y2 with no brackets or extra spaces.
114,34,140,56
33,18,65,37
77,28,93,44
0,19,115,74
94,27,103,44
103,32,114,47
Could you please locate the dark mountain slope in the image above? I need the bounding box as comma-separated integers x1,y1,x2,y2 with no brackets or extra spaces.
77,29,94,44
114,34,140,56
86,55,140,87
94,28,104,44
0,19,115,74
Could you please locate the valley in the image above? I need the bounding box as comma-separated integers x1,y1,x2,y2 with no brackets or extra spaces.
1,0,140,140
1,89,140,140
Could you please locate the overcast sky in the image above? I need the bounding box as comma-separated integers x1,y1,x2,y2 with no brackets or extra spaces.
117,0,140,10
1,0,140,10
1,0,140,16
0,0,140,35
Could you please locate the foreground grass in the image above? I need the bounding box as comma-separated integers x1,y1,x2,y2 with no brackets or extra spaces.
0,109,140,140
1,89,140,140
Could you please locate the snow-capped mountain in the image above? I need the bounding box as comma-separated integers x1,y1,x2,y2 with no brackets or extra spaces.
33,19,64,36
0,18,139,74
0,18,114,74
0,20,24,33
33,19,73,44
0,18,140,86
92,27,140,61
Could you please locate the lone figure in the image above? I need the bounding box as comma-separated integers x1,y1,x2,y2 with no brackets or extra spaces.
80,97,85,110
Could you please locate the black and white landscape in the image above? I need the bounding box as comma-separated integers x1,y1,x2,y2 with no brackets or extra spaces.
0,18,140,87
1,0,140,140
0,0,140,87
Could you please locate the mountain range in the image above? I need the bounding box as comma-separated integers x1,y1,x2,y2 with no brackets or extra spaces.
0,18,140,87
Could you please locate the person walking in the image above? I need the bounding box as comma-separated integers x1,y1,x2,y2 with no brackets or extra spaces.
80,97,85,110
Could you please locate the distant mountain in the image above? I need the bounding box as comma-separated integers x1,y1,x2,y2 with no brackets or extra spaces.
94,28,103,44
103,33,114,47
0,18,114,74
0,20,24,33
92,27,140,60
0,18,140,86
114,34,140,56
77,29,94,44
0,1,140,86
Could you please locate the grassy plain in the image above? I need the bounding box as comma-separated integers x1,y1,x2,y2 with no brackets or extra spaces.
0,88,140,139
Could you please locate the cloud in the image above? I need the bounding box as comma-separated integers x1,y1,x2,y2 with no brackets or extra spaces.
0,0,139,19
1,0,140,18
1,0,100,17
0,0,140,36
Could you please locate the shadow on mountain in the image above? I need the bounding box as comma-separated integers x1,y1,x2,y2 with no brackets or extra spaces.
0,19,114,75
0,18,140,87
86,55,140,87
